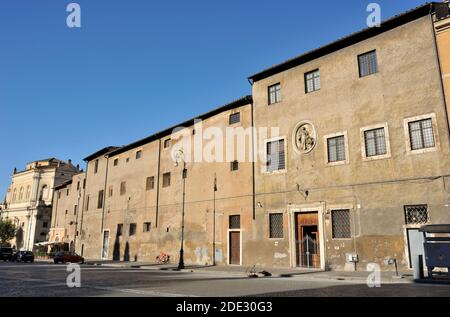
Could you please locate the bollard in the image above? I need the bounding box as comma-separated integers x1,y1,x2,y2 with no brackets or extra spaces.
413,254,424,280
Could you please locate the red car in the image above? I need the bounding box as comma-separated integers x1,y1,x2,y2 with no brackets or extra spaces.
53,251,84,264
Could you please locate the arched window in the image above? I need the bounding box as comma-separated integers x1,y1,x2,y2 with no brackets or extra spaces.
40,185,49,200
19,187,24,200
26,186,31,199
12,188,17,202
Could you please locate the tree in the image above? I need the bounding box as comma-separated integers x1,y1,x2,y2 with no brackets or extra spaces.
0,219,17,246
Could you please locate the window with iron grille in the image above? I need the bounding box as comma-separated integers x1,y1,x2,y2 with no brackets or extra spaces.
266,139,285,172
120,181,126,196
269,213,283,238
136,150,143,159
229,215,240,229
229,112,240,124
117,224,123,236
94,159,99,174
97,190,104,209
230,160,239,171
408,118,435,150
327,135,346,163
164,138,171,149
404,205,429,225
331,209,351,239
305,69,320,93
364,127,387,157
129,223,137,236
162,172,171,187
358,50,378,77
146,176,155,190
268,83,281,105
143,222,151,232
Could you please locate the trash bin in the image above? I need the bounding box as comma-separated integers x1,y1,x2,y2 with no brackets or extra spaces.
419,224,450,279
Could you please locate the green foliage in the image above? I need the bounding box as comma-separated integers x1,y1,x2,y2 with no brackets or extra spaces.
0,219,17,246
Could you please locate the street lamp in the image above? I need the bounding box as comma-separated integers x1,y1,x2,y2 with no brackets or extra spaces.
174,149,187,270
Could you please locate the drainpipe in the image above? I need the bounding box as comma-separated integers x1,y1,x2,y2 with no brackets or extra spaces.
78,162,89,254
100,156,110,236
155,139,162,228
250,98,256,220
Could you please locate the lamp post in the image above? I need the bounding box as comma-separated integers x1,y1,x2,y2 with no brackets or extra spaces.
174,150,187,270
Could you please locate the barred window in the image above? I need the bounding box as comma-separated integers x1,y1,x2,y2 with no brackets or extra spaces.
327,135,346,163
129,223,137,236
162,172,171,187
120,181,126,196
358,50,378,77
229,215,240,229
269,213,283,238
404,205,429,225
364,127,387,157
229,112,240,124
268,83,281,105
408,118,435,150
97,190,104,209
266,139,285,172
230,160,239,171
332,209,351,239
117,224,123,236
305,69,320,93
146,176,155,190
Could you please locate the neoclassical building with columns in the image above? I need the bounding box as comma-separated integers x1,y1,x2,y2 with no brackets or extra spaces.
0,158,80,250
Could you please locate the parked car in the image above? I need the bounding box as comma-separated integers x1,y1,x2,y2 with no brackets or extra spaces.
53,251,84,264
11,250,34,263
0,247,13,261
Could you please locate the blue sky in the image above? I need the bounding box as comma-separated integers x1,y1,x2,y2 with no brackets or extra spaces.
0,0,426,197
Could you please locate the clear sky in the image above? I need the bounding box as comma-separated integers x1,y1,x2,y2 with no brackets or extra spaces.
0,0,427,197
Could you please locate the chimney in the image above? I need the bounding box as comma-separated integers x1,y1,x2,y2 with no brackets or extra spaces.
76,164,80,170
13,167,17,174
68,159,72,165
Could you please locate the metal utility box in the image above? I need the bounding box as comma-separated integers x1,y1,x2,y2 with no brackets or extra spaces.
419,224,450,279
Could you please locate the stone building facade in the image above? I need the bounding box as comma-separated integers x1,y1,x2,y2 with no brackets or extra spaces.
1,158,80,250
47,3,450,271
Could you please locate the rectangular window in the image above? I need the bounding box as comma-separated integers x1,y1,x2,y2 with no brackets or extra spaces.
94,159,99,174
77,181,80,190
268,83,281,105
136,150,143,159
129,223,137,236
229,215,241,229
164,138,171,149
408,118,435,150
97,190,104,209
364,127,387,157
305,69,320,93
58,191,61,199
83,179,86,189
74,205,78,215
327,135,346,162
404,205,429,225
266,139,285,172
162,172,171,187
143,222,151,232
86,195,90,211
269,213,283,238
117,224,123,236
120,181,126,196
229,112,240,124
146,176,155,190
66,188,70,196
113,158,119,166
358,50,378,77
332,209,351,239
108,185,113,197
42,222,48,228
230,160,239,171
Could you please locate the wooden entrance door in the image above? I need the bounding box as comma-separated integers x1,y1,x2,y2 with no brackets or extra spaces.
295,212,320,268
229,231,240,265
